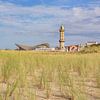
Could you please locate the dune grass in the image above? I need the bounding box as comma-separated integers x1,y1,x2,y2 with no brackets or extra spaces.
0,50,100,100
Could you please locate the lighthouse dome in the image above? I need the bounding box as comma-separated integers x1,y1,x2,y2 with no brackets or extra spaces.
60,25,64,30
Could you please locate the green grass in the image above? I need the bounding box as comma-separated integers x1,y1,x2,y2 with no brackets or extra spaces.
0,50,100,100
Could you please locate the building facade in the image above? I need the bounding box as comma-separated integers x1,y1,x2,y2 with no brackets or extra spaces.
65,45,79,52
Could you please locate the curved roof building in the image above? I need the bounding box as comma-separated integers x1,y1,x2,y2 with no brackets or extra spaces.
15,43,50,50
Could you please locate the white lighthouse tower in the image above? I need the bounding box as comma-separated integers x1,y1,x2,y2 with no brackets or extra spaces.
59,25,65,50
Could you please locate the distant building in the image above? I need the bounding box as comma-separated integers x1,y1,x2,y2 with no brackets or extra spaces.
15,43,50,50
86,41,98,46
15,25,95,52
65,45,79,52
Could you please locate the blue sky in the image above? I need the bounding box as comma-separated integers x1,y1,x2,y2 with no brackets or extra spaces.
0,0,100,49
1,0,100,7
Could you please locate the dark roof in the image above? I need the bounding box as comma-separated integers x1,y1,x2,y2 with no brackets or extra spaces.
33,43,50,49
15,43,50,50
87,41,97,43
15,44,33,50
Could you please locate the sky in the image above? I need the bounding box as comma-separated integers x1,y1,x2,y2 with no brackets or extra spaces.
0,0,100,49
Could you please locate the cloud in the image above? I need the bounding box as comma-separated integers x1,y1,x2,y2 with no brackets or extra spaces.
88,0,100,7
0,1,100,48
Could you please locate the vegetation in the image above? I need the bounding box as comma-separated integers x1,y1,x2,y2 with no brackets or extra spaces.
0,50,100,100
80,44,100,53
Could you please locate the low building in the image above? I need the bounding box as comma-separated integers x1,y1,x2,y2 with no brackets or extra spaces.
65,45,79,52
35,48,55,51
15,43,50,50
86,41,98,46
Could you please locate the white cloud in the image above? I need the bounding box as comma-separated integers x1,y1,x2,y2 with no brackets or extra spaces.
0,1,100,47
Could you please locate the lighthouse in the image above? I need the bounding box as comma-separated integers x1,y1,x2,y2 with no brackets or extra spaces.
59,25,65,50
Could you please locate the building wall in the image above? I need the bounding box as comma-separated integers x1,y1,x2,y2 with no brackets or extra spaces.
35,48,55,51
65,45,79,52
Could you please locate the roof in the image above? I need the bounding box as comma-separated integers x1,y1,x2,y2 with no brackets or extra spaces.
87,41,97,43
33,43,50,49
15,44,33,50
60,25,64,30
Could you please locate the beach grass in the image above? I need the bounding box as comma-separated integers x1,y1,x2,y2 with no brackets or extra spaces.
0,50,100,100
